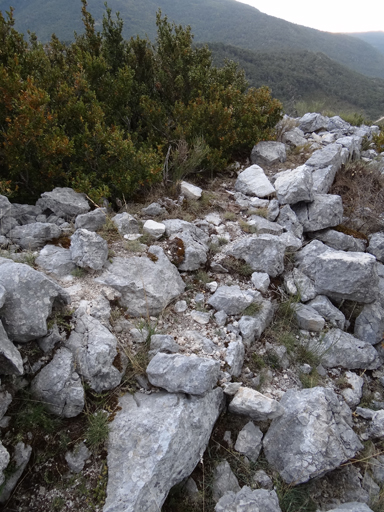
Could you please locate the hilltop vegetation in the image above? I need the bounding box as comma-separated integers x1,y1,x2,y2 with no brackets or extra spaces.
0,1,282,203
351,31,384,56
1,0,384,79
209,44,384,121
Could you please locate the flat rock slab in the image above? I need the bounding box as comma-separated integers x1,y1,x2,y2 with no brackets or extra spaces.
96,246,185,316
0,259,70,342
207,285,254,315
36,245,77,277
146,352,220,395
104,388,223,512
8,222,61,250
37,187,90,220
235,165,275,198
215,487,282,512
229,387,284,421
263,387,363,484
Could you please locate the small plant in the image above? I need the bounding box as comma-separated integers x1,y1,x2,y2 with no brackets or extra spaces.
71,267,87,278
239,219,257,234
218,237,229,245
125,239,145,252
243,302,263,317
276,478,317,512
52,496,66,511
251,352,266,371
299,369,321,389
195,270,210,284
221,256,253,277
139,232,156,246
248,207,268,218
223,211,237,222
85,410,110,452
13,391,62,434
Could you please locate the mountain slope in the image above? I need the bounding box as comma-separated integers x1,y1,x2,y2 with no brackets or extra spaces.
208,43,384,120
1,0,384,79
351,32,384,56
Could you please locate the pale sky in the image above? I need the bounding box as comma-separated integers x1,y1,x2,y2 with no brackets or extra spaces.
235,0,384,33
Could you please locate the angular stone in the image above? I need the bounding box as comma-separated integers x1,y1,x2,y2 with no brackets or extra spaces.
225,340,245,377
253,470,273,490
234,421,263,462
307,295,346,329
295,304,325,332
263,387,363,484
327,116,352,133
0,442,32,503
276,204,303,239
31,347,84,417
191,310,211,325
279,232,303,252
214,310,227,327
341,371,364,409
70,229,108,270
226,234,285,277
180,181,202,200
0,216,18,236
267,198,280,221
215,487,282,512
65,441,91,474
310,229,366,252
299,113,329,133
141,202,166,216
207,285,254,315
229,387,284,421
8,222,61,250
292,194,343,232
104,388,223,512
274,166,313,204
0,443,9,487
112,212,140,235
0,391,12,422
282,127,307,147
0,195,11,220
65,312,123,393
36,244,77,277
74,208,107,231
149,334,180,356
163,219,209,271
143,219,165,239
370,410,384,438
0,320,23,375
354,302,384,345
235,165,275,198
248,215,284,235
37,323,63,353
326,503,373,512
367,232,384,262
0,259,70,342
96,247,185,317
147,352,220,395
292,268,317,302
311,328,380,370
37,187,90,220
251,272,270,293
238,300,274,345
251,141,286,167
212,461,240,502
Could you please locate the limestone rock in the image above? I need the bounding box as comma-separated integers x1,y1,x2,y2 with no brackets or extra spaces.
163,219,209,271
274,166,313,204
370,410,384,438
0,195,11,220
0,442,32,503
326,504,374,512
143,219,165,239
307,295,346,329
282,127,307,147
354,302,384,345
215,487,282,512
367,232,384,263
251,141,286,167
263,387,363,484
36,244,77,277
341,371,364,409
65,442,91,474
212,461,241,502
234,165,275,198
8,222,61,250
310,229,366,252
295,304,325,332
234,421,263,462
104,388,223,512
276,204,303,239
207,285,254,315
248,215,284,236
37,187,90,220
0,443,9,487
229,387,284,421
251,272,270,293
180,181,202,200
292,194,343,232
238,300,274,345
0,320,23,375
112,212,140,235
225,340,245,377
74,208,107,231
299,113,328,133
70,229,108,270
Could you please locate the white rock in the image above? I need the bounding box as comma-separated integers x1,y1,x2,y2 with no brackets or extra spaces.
143,220,165,239
180,181,202,200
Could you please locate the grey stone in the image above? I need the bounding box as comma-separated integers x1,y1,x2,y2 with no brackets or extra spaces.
299,112,329,133
251,141,286,167
143,220,165,239
65,442,91,473
276,204,303,239
295,304,325,332
37,187,90,220
367,232,384,262
234,421,263,462
215,487,282,512
309,328,380,370
263,387,363,484
310,229,366,252
238,300,274,345
0,259,70,342
341,371,364,408
65,312,123,393
292,268,317,302
280,231,302,253
212,461,241,502
163,219,209,271
0,236,8,248
223,382,242,396
36,244,77,277
370,410,384,438
0,391,12,422
248,215,284,236
180,181,202,200
37,323,63,353
282,127,307,147
31,347,84,417
147,352,220,395
371,455,384,484
307,295,346,329
292,194,343,232
191,310,211,324
0,195,11,220
225,340,245,377
356,407,375,420
327,116,352,133
251,272,270,293
104,388,223,512
362,471,380,497
184,478,200,501
184,331,217,354
253,470,273,490
89,295,111,326
0,443,9,487
207,285,254,315
70,228,108,270
174,300,187,313
229,387,284,421
0,320,23,375
235,165,275,198
267,199,280,222
150,334,180,355
215,310,228,327
274,166,314,204
226,234,285,277
141,202,166,216
112,212,140,235
74,208,107,231
8,222,61,250
0,442,32,503
354,302,384,345
297,244,378,303
326,503,374,512
0,216,18,236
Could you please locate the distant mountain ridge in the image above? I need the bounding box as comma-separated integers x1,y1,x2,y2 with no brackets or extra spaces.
351,32,384,56
1,0,384,79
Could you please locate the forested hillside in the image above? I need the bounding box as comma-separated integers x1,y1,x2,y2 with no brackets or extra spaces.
1,0,384,79
351,32,384,56
209,44,384,120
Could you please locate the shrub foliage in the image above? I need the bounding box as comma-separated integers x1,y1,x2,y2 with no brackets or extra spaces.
0,1,282,202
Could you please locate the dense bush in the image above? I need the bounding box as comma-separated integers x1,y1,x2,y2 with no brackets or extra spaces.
0,1,282,203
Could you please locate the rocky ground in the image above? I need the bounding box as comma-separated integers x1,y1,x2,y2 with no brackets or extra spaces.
0,112,384,512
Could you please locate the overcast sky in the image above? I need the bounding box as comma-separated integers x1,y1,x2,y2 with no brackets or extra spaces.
235,0,384,33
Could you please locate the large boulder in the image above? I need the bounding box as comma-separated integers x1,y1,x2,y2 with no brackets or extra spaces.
8,222,61,250
263,387,363,484
96,246,185,316
234,165,275,198
31,347,84,417
292,194,343,232
74,208,107,231
146,353,220,395
0,259,70,342
309,229,366,252
104,388,223,512
354,302,384,345
70,229,108,270
299,113,328,133
36,187,90,220
251,141,286,167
